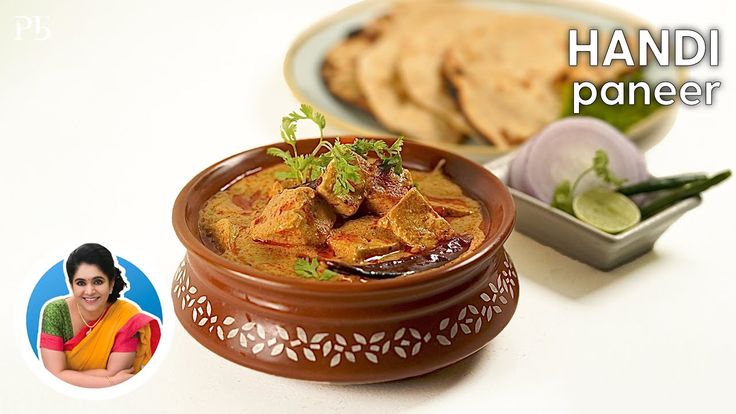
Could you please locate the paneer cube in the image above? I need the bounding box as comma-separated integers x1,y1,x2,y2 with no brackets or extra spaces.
426,197,474,217
378,188,455,251
327,216,401,262
316,152,373,217
364,166,413,216
250,187,336,246
210,218,243,252
414,164,477,217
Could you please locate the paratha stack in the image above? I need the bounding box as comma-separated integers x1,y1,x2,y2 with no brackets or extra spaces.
321,15,392,111
321,0,635,149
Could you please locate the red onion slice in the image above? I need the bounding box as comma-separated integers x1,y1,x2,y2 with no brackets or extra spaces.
508,139,536,194
522,117,649,203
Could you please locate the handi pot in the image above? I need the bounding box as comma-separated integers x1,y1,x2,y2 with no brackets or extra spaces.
172,138,518,383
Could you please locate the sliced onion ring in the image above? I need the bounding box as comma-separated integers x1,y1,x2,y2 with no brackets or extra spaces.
511,117,649,203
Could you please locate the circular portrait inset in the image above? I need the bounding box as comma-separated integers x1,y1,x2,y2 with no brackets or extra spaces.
25,243,163,388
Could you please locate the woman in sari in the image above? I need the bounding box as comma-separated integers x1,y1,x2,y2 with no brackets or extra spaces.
39,243,161,388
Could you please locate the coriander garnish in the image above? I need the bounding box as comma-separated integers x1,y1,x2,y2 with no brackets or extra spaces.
267,104,332,183
294,258,337,281
328,139,362,197
352,136,405,175
551,150,625,215
268,105,406,195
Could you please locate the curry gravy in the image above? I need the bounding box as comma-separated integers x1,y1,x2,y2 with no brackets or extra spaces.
199,163,486,280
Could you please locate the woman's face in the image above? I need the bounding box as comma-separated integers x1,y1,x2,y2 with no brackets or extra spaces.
71,263,112,314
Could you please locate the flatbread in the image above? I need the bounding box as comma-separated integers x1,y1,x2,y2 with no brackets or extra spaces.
397,9,503,134
442,14,574,147
321,1,640,148
357,29,463,143
321,16,391,110
443,18,638,146
355,2,467,143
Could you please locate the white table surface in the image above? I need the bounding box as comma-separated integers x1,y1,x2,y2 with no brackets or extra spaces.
1,0,734,413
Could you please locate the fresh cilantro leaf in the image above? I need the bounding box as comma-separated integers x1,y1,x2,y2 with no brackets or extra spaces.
271,105,330,184
380,136,404,175
351,138,388,157
266,147,292,161
280,116,298,155
274,170,298,181
294,257,318,277
350,139,373,157
592,150,625,186
294,258,337,281
550,149,627,214
329,139,361,197
299,104,326,133
283,104,327,141
268,147,303,182
310,154,332,181
550,180,574,215
268,106,406,196
325,136,406,197
350,137,404,175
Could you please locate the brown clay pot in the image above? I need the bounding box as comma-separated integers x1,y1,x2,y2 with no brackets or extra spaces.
172,138,518,383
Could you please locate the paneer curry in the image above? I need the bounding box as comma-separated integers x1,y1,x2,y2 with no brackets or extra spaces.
197,106,486,281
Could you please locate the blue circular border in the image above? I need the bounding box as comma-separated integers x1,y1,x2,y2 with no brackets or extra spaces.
25,257,163,358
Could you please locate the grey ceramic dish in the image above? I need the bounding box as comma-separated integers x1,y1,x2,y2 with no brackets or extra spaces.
486,156,701,270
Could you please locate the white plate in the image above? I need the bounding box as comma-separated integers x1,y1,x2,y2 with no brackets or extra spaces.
283,0,684,162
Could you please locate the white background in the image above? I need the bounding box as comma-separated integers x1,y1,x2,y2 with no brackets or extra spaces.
1,0,734,413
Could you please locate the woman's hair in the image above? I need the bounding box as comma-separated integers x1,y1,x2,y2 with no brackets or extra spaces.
66,243,127,303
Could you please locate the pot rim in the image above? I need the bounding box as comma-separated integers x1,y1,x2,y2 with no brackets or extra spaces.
172,137,516,294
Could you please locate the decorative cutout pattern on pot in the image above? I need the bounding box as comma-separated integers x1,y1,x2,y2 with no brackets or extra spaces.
172,255,517,366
